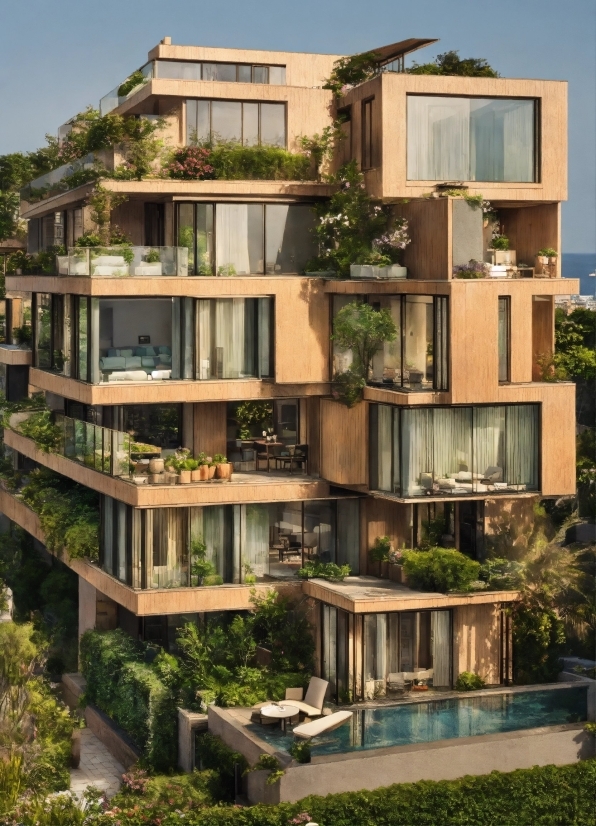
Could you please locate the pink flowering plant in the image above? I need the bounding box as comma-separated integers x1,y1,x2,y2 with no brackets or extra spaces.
307,161,410,276
165,146,215,180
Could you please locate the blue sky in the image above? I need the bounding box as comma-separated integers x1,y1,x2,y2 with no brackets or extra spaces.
0,0,594,251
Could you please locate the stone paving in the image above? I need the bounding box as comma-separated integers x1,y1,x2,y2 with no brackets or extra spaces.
70,728,125,799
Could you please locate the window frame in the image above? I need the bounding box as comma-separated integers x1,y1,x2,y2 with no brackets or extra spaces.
498,296,511,383
361,97,375,170
185,99,287,148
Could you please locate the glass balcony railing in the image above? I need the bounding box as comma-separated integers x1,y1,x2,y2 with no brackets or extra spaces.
56,414,160,479
65,246,189,277
20,154,96,202
99,63,154,116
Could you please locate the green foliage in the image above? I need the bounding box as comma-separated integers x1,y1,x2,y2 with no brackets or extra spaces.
555,307,596,382
408,50,500,78
195,732,248,802
323,51,380,96
17,409,61,452
512,599,565,684
296,560,352,581
331,368,366,407
251,754,285,785
231,400,273,439
535,350,569,382
308,162,393,277
479,557,524,590
19,467,100,561
190,537,218,585
538,247,558,257
402,548,481,592
251,590,315,674
0,190,19,242
455,671,486,691
118,70,148,97
490,234,510,250
577,428,596,518
453,259,489,278
289,740,311,763
80,629,177,770
369,535,393,563
207,142,312,181
86,184,129,244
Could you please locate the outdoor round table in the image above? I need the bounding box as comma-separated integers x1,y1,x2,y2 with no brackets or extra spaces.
259,703,299,732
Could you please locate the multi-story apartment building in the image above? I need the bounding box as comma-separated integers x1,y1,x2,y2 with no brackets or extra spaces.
0,37,578,703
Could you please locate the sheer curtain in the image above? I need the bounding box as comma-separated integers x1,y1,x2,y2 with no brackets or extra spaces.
473,406,505,484
377,404,393,492
214,299,247,378
471,99,534,182
401,408,433,495
216,205,251,274
433,407,472,479
506,405,538,488
189,506,229,581
197,300,212,379
407,96,469,181
242,504,269,579
431,611,451,687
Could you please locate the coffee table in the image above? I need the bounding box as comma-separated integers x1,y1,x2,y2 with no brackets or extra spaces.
259,703,299,732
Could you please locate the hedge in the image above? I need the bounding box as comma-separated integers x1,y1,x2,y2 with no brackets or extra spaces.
79,629,177,770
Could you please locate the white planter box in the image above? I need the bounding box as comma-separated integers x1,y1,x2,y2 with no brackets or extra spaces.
57,256,69,275
493,250,516,266
378,265,407,279
489,266,509,278
134,264,163,276
350,264,376,279
350,264,407,279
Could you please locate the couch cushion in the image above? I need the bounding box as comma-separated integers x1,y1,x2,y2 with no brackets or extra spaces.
119,349,133,358
141,357,156,367
107,370,149,382
99,356,126,370
124,356,142,369
158,346,172,355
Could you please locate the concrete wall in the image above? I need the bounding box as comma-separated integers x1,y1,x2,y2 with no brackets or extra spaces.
178,708,208,772
249,725,594,804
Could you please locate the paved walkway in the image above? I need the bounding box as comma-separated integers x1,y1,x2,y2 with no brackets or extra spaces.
70,728,124,799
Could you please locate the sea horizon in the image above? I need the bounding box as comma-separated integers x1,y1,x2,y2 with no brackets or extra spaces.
562,252,596,296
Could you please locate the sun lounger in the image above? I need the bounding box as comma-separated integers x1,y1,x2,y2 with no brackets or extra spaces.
292,710,353,740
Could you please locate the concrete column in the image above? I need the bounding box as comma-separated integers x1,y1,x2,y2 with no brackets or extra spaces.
78,577,97,639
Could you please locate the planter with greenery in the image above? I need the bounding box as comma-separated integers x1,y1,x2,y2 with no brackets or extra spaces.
455,671,486,691
117,69,149,98
536,247,558,277
453,259,490,279
296,560,351,581
401,547,481,593
331,299,397,405
165,141,313,182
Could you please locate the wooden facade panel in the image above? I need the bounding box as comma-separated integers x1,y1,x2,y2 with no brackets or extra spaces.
510,290,534,384
393,199,450,280
539,384,576,496
320,399,368,486
452,603,502,685
363,498,412,576
193,402,227,458
449,281,497,403
502,204,560,277
274,280,329,384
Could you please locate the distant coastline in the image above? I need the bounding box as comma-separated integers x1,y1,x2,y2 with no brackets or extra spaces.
562,253,596,295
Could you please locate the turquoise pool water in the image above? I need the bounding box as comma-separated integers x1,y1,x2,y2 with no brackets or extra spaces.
250,687,588,756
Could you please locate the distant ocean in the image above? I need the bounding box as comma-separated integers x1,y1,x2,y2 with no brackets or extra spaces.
562,253,596,296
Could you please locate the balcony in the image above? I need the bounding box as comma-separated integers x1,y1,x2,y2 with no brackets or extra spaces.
65,246,189,278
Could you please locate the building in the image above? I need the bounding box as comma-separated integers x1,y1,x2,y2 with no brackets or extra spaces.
0,36,578,703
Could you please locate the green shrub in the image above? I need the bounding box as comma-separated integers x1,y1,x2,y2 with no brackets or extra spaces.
80,629,177,770
195,732,248,802
207,142,311,181
402,547,480,592
296,560,351,581
17,409,61,452
455,671,486,691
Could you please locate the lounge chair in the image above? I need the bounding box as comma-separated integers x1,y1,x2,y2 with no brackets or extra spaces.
293,710,353,740
283,677,328,718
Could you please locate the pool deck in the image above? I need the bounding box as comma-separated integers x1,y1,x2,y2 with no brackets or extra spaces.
207,680,595,804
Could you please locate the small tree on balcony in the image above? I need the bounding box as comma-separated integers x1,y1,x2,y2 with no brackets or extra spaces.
332,300,397,406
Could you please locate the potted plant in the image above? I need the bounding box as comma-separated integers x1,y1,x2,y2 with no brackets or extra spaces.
453,259,489,279
185,458,200,481
214,453,232,479
206,456,216,479
536,247,558,277
134,248,163,276
179,460,192,484
149,456,164,474
489,234,515,266
243,563,257,584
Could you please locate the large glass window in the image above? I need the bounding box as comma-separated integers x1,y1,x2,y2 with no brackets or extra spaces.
100,498,359,587
339,295,449,391
370,404,539,496
196,297,272,380
407,96,537,182
34,293,52,370
321,608,452,701
187,100,286,147
498,297,511,382
177,203,316,276
156,60,285,85
362,98,374,169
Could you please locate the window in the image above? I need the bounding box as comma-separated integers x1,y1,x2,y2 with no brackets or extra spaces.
99,498,358,587
156,60,285,85
407,96,537,182
196,297,272,380
186,99,286,147
362,98,374,169
336,295,449,391
498,297,511,382
33,293,52,370
370,404,540,496
176,202,316,275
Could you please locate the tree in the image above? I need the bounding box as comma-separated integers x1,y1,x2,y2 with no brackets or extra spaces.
555,307,596,427
332,300,397,386
408,50,500,78
0,191,19,242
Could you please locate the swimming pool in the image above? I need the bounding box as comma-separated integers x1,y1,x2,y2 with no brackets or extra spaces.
251,686,588,756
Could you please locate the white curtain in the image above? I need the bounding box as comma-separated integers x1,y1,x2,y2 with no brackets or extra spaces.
407,96,469,181
431,611,451,687
433,407,472,479
401,408,433,494
470,99,534,183
506,405,538,488
214,298,249,378
473,406,505,483
197,300,212,379
216,205,250,274
242,504,269,579
189,506,227,579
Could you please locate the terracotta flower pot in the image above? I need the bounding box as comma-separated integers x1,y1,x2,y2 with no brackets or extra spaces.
215,462,232,479
149,457,164,474
191,469,201,482
207,465,216,479
199,464,209,481
149,473,164,484
179,470,191,484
